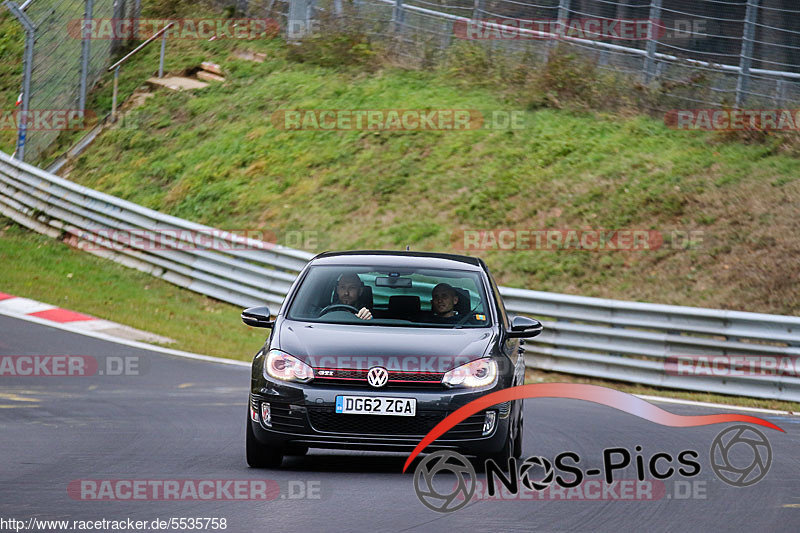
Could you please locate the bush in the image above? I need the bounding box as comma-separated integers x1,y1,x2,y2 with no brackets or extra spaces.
286,30,378,70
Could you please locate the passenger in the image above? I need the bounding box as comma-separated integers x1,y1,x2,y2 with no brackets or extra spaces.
335,273,372,320
430,283,460,321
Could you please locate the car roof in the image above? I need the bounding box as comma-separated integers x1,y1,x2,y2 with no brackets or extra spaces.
309,250,486,272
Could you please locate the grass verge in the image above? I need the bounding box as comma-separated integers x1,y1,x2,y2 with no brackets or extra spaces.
0,219,267,361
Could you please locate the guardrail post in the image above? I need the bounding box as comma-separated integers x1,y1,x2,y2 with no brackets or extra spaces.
3,1,34,162
736,0,760,108
643,0,662,83
78,0,94,114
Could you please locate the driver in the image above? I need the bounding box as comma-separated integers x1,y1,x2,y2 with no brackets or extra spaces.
335,273,372,320
431,283,459,321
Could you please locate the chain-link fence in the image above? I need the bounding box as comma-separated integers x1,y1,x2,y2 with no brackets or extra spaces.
5,0,800,163
247,0,800,111
2,0,140,162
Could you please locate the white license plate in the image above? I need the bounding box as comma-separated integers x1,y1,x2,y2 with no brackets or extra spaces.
335,396,416,416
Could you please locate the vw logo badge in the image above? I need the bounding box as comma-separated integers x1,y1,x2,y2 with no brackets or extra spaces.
367,366,389,388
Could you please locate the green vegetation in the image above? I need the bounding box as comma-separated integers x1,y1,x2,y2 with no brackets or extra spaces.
56,34,799,315
0,9,24,152
0,221,267,360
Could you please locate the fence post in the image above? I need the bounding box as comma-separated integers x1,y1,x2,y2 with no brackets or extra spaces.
643,0,662,83
3,1,34,162
736,0,760,108
546,0,571,60
392,0,405,34
111,66,120,122
287,0,311,39
472,0,482,21
158,29,166,78
774,78,787,108
131,0,141,44
111,0,126,55
78,0,94,114
556,0,570,27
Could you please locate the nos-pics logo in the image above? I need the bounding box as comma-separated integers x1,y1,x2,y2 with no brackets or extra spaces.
413,424,773,513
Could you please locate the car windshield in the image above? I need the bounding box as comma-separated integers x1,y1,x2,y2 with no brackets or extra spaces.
286,265,491,328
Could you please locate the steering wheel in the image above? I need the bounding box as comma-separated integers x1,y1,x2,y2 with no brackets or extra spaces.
319,304,359,316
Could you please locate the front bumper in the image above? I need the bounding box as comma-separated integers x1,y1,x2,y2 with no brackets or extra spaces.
249,379,512,456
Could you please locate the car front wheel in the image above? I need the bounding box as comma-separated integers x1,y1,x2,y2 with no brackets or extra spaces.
477,417,517,470
246,414,284,468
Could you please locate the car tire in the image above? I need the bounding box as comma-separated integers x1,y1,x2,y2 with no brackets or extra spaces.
513,410,523,459
477,422,514,471
246,415,284,468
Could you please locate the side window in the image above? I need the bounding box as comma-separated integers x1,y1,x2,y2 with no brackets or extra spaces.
488,273,509,329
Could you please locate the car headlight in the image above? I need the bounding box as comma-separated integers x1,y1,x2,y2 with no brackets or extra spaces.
264,349,314,383
442,358,497,388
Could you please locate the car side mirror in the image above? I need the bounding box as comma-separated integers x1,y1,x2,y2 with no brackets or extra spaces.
507,316,543,338
241,306,274,328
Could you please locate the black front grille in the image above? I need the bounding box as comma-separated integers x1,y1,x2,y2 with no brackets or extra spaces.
388,371,443,382
307,407,487,438
313,368,445,388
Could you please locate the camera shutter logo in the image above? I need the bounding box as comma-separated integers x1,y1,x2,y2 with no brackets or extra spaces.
413,451,476,513
519,456,555,491
710,425,772,487
367,367,388,388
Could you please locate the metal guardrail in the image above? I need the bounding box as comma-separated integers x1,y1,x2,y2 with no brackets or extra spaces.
1,149,799,401
0,151,312,309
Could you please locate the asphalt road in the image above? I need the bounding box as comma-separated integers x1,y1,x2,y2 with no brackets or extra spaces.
1,314,799,532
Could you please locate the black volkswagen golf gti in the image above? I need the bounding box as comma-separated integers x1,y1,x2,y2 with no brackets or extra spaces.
242,251,542,467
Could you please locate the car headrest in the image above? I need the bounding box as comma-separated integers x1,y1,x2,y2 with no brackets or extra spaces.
453,288,470,315
388,295,420,316
333,285,373,309
360,286,373,309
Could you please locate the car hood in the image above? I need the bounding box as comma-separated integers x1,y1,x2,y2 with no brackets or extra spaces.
276,320,495,372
